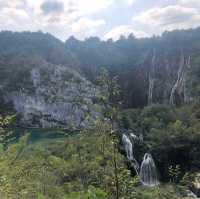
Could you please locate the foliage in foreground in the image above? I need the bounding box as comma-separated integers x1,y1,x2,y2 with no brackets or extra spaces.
0,119,189,199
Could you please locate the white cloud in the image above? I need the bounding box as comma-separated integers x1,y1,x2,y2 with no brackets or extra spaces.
0,0,113,40
104,25,148,41
0,4,32,31
1,7,29,20
179,0,200,8
74,0,113,15
133,4,200,34
71,18,105,33
1,0,199,41
70,18,105,40
126,0,136,5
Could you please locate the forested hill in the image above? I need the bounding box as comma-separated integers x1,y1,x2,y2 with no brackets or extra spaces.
65,28,200,108
0,28,200,112
0,26,200,199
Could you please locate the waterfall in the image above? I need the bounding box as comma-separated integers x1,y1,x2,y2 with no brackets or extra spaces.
122,134,159,186
130,133,137,140
139,153,159,186
122,134,140,175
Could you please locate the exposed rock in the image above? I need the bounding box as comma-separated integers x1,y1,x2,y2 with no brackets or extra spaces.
190,173,200,198
3,61,101,128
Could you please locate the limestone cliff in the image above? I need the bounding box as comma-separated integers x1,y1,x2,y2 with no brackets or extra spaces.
2,61,101,128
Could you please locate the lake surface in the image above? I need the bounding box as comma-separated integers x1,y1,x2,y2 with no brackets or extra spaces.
5,128,77,145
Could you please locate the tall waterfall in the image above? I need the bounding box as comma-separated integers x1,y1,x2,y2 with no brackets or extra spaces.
122,134,140,175
139,153,159,186
122,134,159,187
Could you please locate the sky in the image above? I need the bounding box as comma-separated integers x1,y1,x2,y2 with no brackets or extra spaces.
0,0,200,41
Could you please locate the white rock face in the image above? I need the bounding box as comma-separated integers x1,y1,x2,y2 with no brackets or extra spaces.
5,62,101,128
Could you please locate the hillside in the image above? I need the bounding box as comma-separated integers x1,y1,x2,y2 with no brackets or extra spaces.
0,28,199,198
65,28,200,108
1,28,199,114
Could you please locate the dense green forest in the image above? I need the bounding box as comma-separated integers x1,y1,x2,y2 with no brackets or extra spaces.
0,28,200,198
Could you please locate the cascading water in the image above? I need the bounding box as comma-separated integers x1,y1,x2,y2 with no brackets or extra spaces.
122,134,140,175
122,134,159,187
122,134,133,160
139,153,159,186
130,133,137,140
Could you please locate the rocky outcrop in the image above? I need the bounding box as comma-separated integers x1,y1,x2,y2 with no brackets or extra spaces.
190,173,200,197
3,61,101,128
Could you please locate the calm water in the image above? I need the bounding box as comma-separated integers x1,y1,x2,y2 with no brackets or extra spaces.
6,128,77,144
